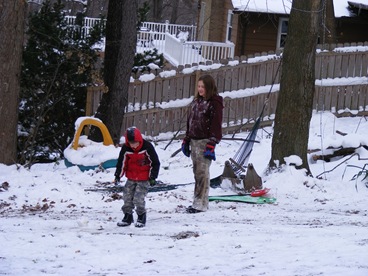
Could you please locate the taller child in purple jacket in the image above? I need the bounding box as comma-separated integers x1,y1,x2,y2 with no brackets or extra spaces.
181,74,223,213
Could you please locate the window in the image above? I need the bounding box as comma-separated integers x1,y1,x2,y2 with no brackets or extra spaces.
226,10,233,42
277,18,289,49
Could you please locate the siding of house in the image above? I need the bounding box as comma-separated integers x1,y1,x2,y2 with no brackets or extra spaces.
236,13,281,56
232,9,368,56
201,1,211,41
200,0,238,43
337,18,368,43
208,0,223,42
200,1,368,56
231,9,239,43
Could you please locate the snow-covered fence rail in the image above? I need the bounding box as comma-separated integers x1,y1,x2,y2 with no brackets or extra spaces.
95,46,367,111
87,83,368,137
315,47,368,79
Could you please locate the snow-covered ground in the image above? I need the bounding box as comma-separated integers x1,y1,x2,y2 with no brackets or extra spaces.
1,111,368,275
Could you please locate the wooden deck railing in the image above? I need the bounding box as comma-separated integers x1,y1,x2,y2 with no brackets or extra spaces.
64,15,105,38
141,21,197,41
64,16,234,66
164,33,235,66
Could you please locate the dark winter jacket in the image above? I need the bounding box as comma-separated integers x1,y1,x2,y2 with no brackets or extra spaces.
186,95,223,143
114,128,160,181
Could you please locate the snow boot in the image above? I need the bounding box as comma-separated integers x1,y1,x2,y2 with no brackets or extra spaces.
186,206,203,213
117,213,134,227
135,213,146,228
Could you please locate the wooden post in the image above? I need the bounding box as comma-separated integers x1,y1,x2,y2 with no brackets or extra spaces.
86,87,93,116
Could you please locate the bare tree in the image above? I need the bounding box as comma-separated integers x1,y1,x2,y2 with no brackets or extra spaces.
0,0,26,165
322,0,337,44
152,0,163,22
269,0,322,175
85,0,109,17
62,0,85,15
169,0,179,24
145,0,197,25
90,0,137,144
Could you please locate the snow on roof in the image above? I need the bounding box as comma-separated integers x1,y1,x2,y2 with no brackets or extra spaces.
232,0,292,14
231,0,368,17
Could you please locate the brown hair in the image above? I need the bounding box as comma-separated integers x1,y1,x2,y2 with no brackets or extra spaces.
195,74,218,100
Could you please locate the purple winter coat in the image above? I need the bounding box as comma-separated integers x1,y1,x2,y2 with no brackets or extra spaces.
186,95,223,143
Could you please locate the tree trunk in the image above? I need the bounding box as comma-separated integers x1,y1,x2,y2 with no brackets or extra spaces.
0,0,26,165
269,0,322,175
152,0,163,22
85,0,109,17
91,0,137,144
322,0,337,44
170,0,179,24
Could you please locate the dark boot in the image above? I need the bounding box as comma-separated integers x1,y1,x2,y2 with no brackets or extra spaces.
117,213,134,227
186,206,203,214
135,213,146,228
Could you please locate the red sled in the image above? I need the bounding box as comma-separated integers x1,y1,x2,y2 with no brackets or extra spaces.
250,188,270,197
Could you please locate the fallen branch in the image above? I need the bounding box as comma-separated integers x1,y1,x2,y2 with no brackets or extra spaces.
312,145,368,162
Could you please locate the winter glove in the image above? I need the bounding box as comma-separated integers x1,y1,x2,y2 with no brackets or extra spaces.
181,137,191,157
203,142,216,161
149,178,157,187
114,177,120,184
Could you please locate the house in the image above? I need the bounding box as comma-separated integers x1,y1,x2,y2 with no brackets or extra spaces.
198,0,368,56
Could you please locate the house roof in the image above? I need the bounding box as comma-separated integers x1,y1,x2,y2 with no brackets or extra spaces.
231,0,368,17
348,1,368,15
